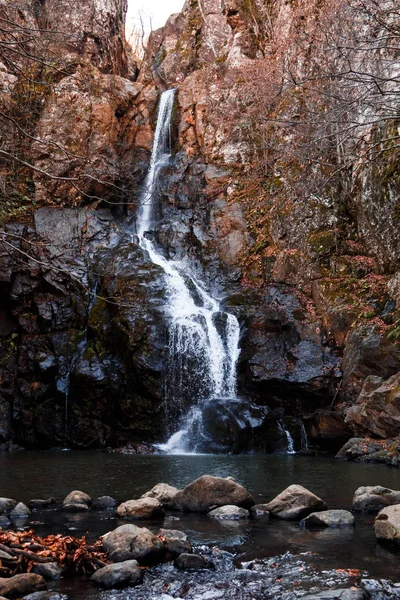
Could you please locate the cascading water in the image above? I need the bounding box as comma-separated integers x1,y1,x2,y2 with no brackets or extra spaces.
136,89,241,454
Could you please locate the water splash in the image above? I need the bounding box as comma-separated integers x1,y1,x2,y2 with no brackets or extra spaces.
136,89,241,453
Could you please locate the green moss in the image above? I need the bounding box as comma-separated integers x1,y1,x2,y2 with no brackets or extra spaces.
307,230,337,257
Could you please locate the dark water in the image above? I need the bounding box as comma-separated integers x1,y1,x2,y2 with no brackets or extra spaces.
1,451,400,596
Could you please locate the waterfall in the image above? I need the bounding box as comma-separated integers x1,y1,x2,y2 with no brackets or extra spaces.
136,89,241,454
278,420,296,455
300,421,309,451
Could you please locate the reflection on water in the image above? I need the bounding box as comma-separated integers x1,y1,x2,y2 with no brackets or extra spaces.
2,451,400,506
1,452,400,583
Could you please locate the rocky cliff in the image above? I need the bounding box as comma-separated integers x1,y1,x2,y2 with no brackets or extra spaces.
0,0,399,453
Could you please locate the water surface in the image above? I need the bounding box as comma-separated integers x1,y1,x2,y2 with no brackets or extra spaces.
1,451,400,591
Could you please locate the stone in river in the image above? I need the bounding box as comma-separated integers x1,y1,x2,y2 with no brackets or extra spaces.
300,509,355,528
9,502,30,518
61,490,91,512
116,497,164,519
174,553,212,571
171,475,255,512
374,504,400,544
158,529,192,556
32,563,64,580
264,484,327,520
353,486,400,513
141,483,180,507
0,498,17,515
0,573,46,598
90,560,142,588
208,505,249,520
92,496,117,510
101,524,165,565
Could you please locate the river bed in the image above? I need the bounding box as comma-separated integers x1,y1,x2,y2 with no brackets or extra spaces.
1,452,400,598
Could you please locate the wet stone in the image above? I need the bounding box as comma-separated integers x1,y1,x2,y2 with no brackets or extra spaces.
92,496,117,510
174,553,212,571
250,505,270,517
300,510,355,528
208,505,249,520
0,498,17,515
90,560,142,588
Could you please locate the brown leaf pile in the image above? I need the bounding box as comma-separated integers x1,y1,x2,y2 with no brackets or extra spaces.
0,530,110,577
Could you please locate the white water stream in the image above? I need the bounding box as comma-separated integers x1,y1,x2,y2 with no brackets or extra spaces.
136,89,241,453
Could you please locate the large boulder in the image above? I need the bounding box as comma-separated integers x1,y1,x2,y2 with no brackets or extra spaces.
300,510,355,528
0,574,46,598
374,505,400,544
141,484,180,507
264,485,327,520
344,372,400,438
90,560,142,588
207,505,249,520
171,475,255,513
116,498,164,520
101,524,165,565
353,486,400,512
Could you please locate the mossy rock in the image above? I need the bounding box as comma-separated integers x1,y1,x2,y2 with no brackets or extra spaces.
307,230,337,259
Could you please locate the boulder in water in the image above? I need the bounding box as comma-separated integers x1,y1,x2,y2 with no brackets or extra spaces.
32,563,64,581
158,529,192,556
116,498,164,519
92,496,117,510
90,560,142,588
208,505,249,520
300,510,355,528
171,475,255,512
9,502,30,518
0,573,46,598
265,485,327,519
0,498,17,515
28,498,56,510
374,505,400,544
141,483,180,507
101,524,165,564
62,490,91,512
353,486,400,512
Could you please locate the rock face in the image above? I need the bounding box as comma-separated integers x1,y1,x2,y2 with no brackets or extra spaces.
0,0,399,454
265,485,328,520
353,486,400,513
344,372,400,438
171,476,255,513
336,437,400,467
101,524,165,564
374,505,400,545
300,510,355,528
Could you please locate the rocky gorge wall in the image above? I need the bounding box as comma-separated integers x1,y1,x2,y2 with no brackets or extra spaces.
0,0,399,454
